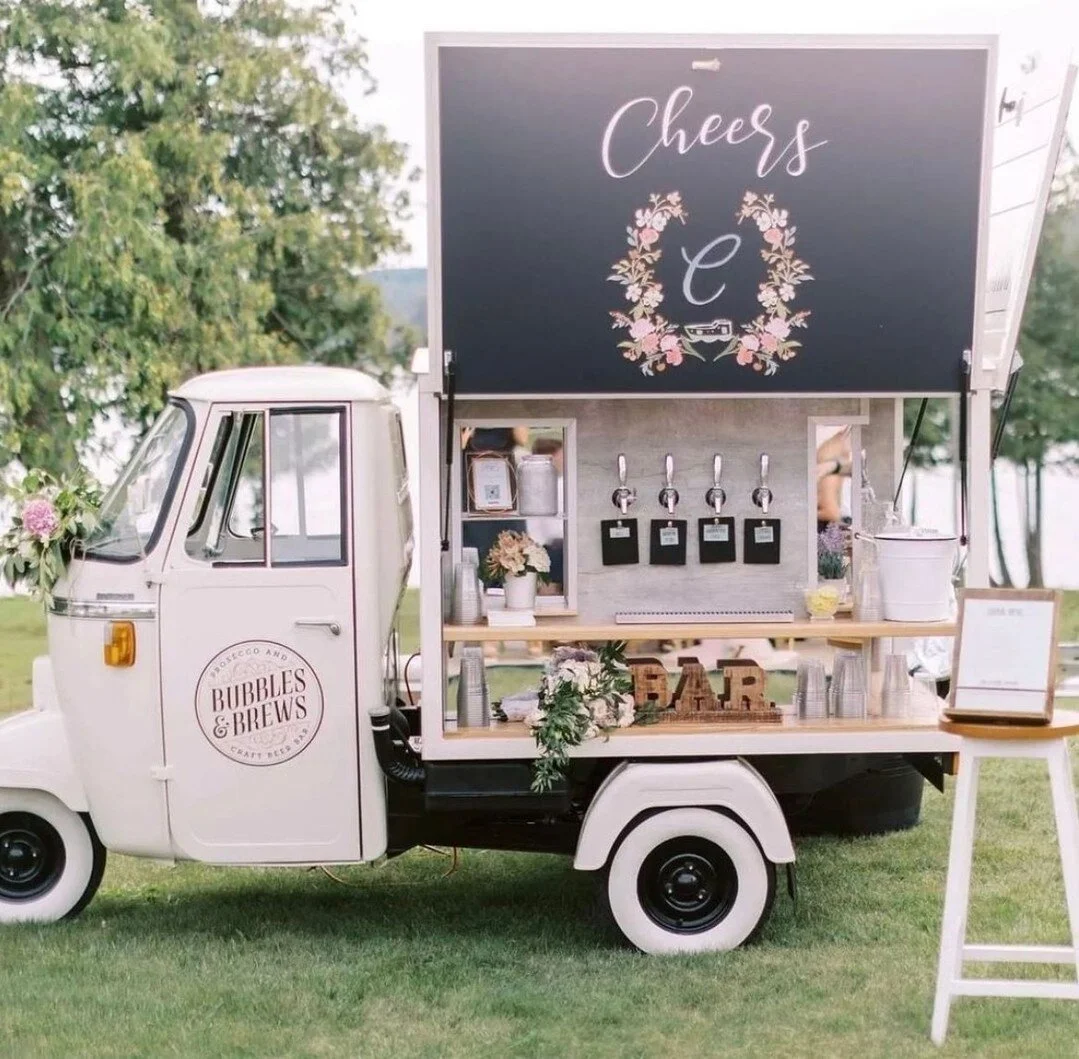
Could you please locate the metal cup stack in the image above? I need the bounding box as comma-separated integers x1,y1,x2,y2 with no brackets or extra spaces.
830,650,867,719
795,659,828,720
456,645,489,728
881,654,911,718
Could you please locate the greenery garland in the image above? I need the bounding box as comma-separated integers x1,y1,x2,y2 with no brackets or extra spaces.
529,642,635,793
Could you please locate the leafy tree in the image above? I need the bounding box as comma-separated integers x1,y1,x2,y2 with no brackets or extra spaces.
994,173,1079,587
0,0,414,475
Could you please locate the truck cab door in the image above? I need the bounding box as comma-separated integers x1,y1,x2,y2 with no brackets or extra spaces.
159,405,361,864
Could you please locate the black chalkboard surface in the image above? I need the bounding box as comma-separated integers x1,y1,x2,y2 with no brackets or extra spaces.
434,41,991,395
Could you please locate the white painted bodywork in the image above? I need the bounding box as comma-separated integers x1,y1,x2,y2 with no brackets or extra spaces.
0,708,88,812
574,759,796,871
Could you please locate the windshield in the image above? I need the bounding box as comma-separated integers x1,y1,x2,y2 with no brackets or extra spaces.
84,402,193,561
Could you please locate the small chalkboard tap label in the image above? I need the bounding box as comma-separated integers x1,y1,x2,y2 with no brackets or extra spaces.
744,453,782,564
650,453,688,565
699,453,736,563
601,453,640,565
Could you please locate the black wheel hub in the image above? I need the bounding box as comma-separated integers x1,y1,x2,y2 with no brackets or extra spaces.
0,813,66,901
638,837,738,934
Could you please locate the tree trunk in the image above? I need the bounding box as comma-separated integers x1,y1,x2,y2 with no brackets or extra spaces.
1023,461,1045,588
1031,461,1045,587
990,461,1013,587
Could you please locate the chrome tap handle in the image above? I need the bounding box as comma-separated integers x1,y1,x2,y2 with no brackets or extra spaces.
658,453,679,515
752,453,773,514
705,454,726,515
611,452,637,515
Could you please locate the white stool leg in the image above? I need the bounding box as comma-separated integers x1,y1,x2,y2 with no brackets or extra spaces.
932,753,981,1046
1046,740,1079,981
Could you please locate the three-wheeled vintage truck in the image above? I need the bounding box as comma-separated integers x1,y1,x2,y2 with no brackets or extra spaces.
0,35,1074,953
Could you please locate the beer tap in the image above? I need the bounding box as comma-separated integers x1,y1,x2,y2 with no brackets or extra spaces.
611,453,637,514
752,453,773,514
705,454,726,515
658,453,679,514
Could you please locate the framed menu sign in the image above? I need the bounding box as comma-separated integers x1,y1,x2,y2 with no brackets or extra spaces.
430,35,994,395
946,589,1062,723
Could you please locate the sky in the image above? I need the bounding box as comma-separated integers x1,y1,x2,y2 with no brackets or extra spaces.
344,0,1079,267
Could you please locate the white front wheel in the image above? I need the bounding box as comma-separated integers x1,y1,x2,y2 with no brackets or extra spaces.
0,789,106,924
605,808,776,954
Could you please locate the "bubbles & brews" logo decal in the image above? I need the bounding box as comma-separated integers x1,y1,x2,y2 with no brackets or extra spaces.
195,640,324,766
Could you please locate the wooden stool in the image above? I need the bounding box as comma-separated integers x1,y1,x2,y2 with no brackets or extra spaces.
931,710,1079,1045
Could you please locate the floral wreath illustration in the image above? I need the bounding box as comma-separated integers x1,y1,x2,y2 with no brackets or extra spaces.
608,191,813,376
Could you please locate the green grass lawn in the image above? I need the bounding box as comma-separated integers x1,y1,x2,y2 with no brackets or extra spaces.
2,594,1079,1056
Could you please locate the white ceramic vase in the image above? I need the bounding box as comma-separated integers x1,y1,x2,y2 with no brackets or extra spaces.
503,571,537,611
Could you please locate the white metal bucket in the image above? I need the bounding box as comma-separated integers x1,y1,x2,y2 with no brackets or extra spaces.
872,530,958,622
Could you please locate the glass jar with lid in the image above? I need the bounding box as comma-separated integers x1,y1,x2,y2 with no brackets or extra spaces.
517,455,559,516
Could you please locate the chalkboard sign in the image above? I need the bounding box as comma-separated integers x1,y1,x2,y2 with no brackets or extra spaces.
433,40,992,395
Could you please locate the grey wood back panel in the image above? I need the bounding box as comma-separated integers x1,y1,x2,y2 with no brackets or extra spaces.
457,398,868,621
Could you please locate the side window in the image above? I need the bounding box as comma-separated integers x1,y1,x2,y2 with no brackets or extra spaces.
185,412,266,564
268,409,346,565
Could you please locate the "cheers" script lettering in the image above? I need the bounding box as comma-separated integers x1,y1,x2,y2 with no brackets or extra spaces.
601,86,828,180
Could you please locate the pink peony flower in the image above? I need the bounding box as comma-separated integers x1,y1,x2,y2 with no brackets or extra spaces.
741,333,760,352
640,332,660,354
765,317,791,340
638,227,659,247
760,333,779,353
22,497,60,541
629,318,655,340
664,345,684,366
736,341,757,366
763,227,783,247
660,333,680,352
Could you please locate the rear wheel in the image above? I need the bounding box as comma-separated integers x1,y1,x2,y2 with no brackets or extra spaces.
0,790,106,924
605,808,776,954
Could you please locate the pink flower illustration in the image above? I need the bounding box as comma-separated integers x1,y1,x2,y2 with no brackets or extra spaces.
765,317,791,340
610,190,810,378
22,497,60,540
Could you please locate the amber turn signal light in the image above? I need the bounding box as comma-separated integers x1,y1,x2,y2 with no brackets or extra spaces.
103,621,136,667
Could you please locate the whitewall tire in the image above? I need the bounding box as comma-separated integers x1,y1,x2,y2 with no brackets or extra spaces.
0,789,106,924
605,807,776,954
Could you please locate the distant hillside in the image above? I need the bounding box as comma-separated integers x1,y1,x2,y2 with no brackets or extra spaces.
369,267,426,339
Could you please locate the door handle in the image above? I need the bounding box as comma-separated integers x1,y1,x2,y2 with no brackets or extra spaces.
295,619,342,636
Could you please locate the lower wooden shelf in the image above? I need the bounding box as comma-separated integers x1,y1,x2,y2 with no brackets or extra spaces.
444,707,944,739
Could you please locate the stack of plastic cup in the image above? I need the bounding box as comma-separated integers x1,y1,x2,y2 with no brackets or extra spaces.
795,660,828,720
456,645,489,727
881,654,911,718
831,651,867,719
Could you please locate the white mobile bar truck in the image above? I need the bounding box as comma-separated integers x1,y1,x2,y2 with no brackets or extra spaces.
0,36,1072,953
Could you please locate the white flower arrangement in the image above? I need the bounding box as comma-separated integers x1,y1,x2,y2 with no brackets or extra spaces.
528,644,635,792
484,529,551,582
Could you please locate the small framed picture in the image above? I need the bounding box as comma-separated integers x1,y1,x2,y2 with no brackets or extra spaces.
946,588,1062,723
467,453,516,513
